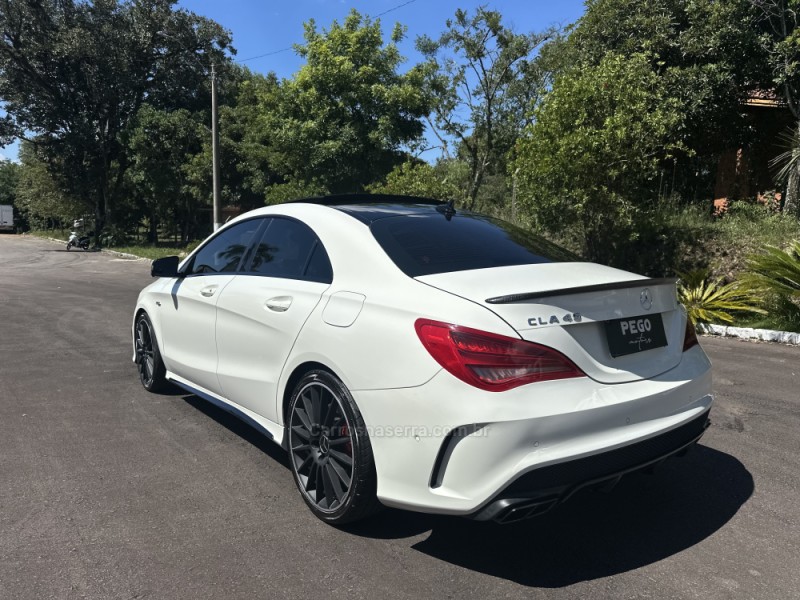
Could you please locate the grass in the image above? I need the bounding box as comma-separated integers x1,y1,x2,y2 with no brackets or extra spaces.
104,245,187,260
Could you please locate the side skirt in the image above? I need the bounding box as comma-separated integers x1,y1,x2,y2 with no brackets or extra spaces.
167,373,285,446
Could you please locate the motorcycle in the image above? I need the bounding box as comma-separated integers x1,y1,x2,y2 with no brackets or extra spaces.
66,231,92,251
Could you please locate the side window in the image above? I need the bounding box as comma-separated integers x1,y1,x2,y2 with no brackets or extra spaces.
188,219,263,275
249,217,333,283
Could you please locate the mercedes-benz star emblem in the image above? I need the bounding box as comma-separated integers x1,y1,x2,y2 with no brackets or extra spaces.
640,288,653,311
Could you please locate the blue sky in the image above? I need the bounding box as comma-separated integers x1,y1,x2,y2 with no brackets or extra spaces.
180,0,586,78
0,0,586,162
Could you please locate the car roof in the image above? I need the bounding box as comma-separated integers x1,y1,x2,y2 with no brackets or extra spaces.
289,194,450,225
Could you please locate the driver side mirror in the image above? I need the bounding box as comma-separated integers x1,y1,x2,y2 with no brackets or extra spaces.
151,255,181,278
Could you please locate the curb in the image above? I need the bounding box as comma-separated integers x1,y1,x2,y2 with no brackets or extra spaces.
697,323,800,346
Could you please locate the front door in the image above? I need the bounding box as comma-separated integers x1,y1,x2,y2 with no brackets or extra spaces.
159,218,266,395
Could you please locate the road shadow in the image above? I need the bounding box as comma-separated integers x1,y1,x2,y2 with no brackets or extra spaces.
175,393,752,587
182,394,290,469
347,445,752,587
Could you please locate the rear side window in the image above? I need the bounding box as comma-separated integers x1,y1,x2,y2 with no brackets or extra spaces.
248,217,333,283
370,214,576,277
187,219,263,275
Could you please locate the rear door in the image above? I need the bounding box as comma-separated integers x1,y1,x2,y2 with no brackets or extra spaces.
215,217,333,421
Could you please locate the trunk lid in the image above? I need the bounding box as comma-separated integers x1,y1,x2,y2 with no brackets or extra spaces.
416,263,683,384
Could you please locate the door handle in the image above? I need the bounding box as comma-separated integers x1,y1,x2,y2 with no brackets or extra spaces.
200,285,217,297
266,296,293,312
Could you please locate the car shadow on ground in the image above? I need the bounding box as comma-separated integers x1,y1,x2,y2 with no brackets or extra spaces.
174,394,752,588
181,393,290,469
346,445,753,587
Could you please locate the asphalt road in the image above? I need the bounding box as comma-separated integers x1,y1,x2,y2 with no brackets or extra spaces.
1,234,798,600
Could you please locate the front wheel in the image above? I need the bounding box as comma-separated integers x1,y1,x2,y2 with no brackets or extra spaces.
66,242,72,251
134,312,168,392
287,370,382,525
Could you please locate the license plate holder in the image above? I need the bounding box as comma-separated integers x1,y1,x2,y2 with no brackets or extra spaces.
604,314,667,358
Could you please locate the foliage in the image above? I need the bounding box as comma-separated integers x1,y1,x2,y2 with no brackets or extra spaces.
511,52,685,263
416,8,553,209
368,160,464,201
263,9,430,193
125,105,205,243
677,269,765,325
0,0,234,239
14,142,84,228
740,241,800,331
562,0,766,158
0,159,19,205
214,71,284,207
264,179,327,205
751,1,800,212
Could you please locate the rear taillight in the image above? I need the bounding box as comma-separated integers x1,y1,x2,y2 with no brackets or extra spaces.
415,319,585,392
683,319,699,351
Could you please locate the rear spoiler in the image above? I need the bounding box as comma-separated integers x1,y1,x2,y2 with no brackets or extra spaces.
485,277,678,304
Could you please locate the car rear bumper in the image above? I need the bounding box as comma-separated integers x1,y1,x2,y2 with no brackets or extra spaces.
470,408,710,523
352,345,713,517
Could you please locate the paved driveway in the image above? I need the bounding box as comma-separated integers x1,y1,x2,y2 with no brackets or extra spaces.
1,234,798,599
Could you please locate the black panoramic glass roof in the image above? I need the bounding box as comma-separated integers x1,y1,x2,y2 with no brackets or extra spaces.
289,194,577,277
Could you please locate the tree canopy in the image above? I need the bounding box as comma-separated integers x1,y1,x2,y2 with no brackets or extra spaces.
416,7,553,209
264,9,431,194
0,0,233,238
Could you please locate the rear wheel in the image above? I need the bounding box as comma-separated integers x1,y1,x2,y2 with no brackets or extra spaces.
134,313,168,392
287,370,381,525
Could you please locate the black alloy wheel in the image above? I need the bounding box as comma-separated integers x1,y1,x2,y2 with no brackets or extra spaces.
287,370,381,524
134,313,167,392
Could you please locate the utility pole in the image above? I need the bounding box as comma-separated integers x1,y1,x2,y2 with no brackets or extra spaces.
211,62,222,231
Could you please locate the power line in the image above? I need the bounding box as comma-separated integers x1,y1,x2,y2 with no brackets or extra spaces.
376,0,417,17
236,0,418,64
237,46,292,64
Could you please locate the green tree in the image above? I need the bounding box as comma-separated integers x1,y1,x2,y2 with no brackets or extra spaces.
511,53,685,263
0,0,233,240
0,158,19,205
209,70,285,208
368,160,465,201
754,0,800,214
264,9,430,194
15,141,83,228
562,0,765,159
416,7,554,209
125,105,206,243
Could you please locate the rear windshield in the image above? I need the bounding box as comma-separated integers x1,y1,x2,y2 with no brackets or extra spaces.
370,213,577,277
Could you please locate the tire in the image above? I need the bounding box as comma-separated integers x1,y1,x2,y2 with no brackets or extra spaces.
80,241,90,251
287,370,382,525
66,242,72,251
134,312,168,393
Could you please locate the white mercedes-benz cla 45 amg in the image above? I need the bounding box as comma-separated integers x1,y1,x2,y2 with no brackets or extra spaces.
132,195,712,525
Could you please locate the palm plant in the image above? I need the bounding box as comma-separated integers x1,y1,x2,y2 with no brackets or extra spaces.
677,269,766,326
770,123,800,216
740,241,800,332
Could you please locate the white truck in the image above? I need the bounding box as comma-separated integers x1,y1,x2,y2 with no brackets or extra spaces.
0,204,14,232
